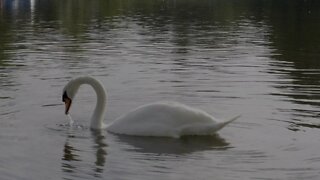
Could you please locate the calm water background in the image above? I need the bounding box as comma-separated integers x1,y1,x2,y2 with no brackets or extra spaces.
1,0,320,179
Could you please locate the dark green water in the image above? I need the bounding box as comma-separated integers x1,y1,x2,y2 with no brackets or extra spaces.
1,0,320,179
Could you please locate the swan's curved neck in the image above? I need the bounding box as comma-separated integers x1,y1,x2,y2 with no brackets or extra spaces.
72,77,106,129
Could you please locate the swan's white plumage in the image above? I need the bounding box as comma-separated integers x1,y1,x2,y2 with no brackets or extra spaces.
63,76,240,138
107,102,238,138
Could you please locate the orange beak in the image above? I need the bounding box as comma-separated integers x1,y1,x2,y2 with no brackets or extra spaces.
62,91,72,115
64,97,72,115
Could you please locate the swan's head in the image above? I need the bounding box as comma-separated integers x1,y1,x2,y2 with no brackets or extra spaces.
62,79,80,114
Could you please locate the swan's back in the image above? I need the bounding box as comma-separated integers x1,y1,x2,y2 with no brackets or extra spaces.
107,102,236,138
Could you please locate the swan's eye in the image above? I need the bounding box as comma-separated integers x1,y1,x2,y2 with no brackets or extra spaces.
62,91,69,102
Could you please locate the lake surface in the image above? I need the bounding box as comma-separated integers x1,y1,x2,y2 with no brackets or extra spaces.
1,0,320,179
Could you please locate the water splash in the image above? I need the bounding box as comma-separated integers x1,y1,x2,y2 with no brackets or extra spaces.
66,114,74,126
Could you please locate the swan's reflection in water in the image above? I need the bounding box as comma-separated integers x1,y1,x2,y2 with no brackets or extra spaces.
62,142,81,174
114,134,231,155
92,130,107,174
62,130,107,178
61,129,230,179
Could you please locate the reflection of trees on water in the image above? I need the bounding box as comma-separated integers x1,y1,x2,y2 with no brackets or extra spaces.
267,1,320,70
2,0,318,52
261,1,320,131
1,0,319,88
0,0,33,63
265,1,320,109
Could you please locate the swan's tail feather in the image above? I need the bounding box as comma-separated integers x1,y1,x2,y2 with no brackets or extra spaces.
178,115,240,137
215,115,241,131
224,115,241,124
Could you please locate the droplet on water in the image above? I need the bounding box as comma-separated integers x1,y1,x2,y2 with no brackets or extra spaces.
67,114,74,126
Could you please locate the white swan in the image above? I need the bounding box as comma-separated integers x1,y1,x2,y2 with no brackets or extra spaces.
62,76,240,138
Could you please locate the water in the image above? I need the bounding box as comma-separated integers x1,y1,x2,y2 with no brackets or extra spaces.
1,0,320,179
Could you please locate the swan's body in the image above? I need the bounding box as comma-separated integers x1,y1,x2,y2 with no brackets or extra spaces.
62,76,239,138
